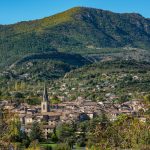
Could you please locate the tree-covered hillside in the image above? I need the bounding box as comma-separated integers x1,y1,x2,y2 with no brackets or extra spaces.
1,60,150,104
0,7,150,68
0,7,150,103
1,51,90,81
50,60,150,101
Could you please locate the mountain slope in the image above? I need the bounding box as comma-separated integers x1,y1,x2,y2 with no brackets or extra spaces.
51,60,150,101
0,52,90,82
0,7,150,68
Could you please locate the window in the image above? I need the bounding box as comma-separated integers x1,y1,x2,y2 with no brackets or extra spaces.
43,104,45,110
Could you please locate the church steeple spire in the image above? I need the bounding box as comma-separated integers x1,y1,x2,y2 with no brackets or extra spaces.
41,84,50,113
43,84,48,102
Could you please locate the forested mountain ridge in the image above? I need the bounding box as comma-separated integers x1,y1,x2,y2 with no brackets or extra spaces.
0,52,90,83
0,7,150,68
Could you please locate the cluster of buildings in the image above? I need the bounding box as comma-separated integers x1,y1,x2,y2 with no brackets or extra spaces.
0,86,147,139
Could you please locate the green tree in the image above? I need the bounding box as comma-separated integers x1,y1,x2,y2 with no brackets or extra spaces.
7,117,22,142
56,123,76,148
144,94,150,105
30,121,44,142
87,114,150,149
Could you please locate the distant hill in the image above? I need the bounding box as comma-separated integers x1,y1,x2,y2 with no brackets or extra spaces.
12,52,90,67
50,60,150,101
0,7,150,68
1,52,90,82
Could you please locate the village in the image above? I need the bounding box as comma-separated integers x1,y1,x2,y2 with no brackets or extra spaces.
0,85,147,139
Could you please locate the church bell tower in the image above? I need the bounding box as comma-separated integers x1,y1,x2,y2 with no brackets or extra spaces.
41,85,50,113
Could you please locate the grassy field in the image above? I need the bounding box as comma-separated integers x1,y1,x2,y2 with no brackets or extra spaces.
40,143,57,149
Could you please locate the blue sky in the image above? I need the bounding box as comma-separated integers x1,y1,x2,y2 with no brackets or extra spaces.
0,0,150,24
